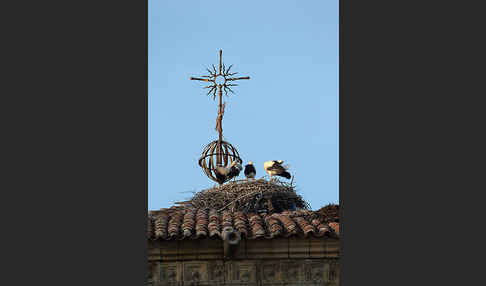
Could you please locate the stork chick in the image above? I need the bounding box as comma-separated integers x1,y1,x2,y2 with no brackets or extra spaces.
263,160,291,181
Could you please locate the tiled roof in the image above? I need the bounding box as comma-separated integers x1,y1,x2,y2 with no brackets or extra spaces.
148,208,339,240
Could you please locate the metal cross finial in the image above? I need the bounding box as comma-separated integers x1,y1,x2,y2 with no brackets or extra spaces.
190,50,250,99
190,50,250,143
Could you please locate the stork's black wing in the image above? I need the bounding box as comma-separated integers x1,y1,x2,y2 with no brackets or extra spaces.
266,163,286,173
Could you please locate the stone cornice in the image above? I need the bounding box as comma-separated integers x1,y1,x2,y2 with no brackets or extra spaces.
149,237,339,262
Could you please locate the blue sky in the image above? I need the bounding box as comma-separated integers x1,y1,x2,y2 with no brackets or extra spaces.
149,0,338,210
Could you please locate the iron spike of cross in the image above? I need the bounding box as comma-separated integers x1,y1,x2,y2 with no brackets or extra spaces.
190,50,250,165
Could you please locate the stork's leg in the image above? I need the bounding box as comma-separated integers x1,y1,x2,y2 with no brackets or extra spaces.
271,175,279,183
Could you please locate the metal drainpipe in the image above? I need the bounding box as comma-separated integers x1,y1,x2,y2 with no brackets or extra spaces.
223,227,241,258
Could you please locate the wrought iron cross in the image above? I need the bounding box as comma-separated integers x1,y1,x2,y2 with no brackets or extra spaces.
190,49,250,147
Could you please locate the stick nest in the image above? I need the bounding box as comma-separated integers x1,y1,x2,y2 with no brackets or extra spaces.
187,178,310,213
312,203,340,222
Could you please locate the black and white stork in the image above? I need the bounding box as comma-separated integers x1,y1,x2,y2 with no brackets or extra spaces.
263,160,291,181
244,161,256,179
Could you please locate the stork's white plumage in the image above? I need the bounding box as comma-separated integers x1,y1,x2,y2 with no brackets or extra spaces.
244,161,256,179
263,160,291,180
214,160,242,184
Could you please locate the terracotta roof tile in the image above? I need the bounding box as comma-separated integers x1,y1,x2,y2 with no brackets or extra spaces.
182,208,195,237
329,222,339,236
222,210,233,232
168,211,183,238
208,208,220,237
154,212,168,239
277,213,299,235
294,216,315,236
148,208,339,241
195,208,208,237
264,214,282,238
234,211,249,237
248,213,266,238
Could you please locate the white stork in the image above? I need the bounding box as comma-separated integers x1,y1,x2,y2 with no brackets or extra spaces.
244,161,256,179
263,160,291,181
214,159,242,184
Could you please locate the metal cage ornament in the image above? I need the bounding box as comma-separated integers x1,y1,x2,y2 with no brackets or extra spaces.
190,50,250,185
198,140,242,183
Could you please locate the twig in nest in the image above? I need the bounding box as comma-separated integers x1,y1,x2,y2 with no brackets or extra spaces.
216,189,262,212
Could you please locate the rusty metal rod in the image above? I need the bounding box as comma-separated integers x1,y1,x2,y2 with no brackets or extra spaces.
217,86,223,165
219,50,222,74
190,77,210,81
226,76,250,81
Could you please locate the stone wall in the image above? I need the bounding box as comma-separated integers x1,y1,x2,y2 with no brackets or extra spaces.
149,258,339,286
149,237,339,286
